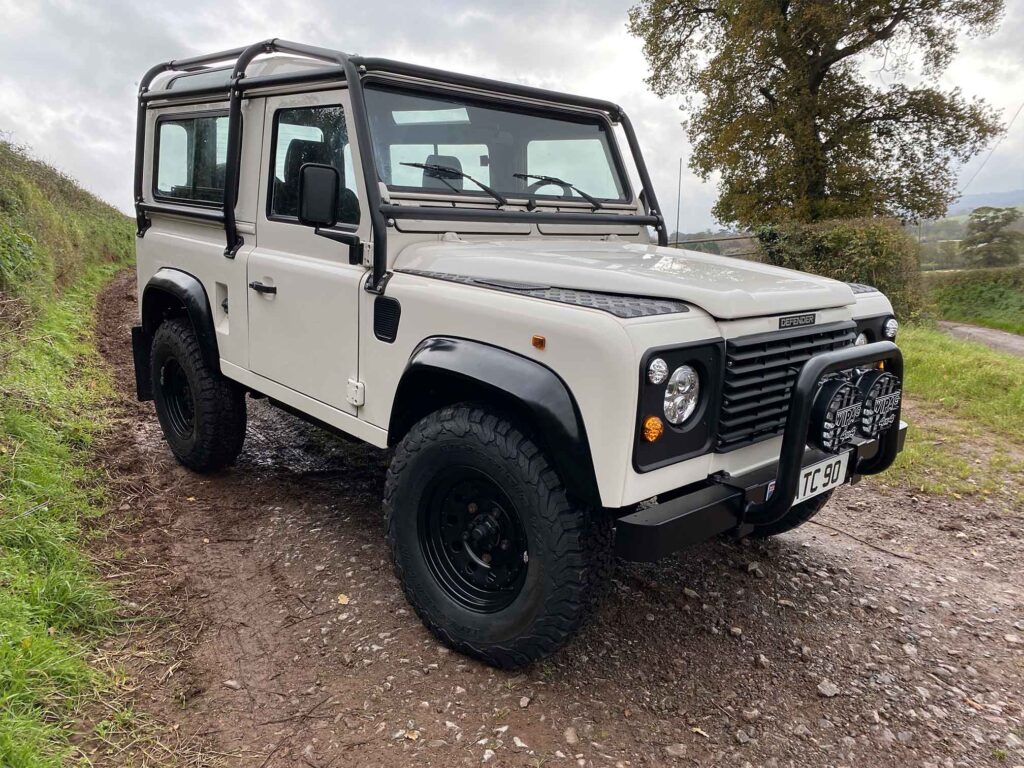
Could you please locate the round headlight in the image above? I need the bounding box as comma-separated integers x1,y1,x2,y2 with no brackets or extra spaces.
664,365,700,424
648,357,669,385
883,318,899,339
855,332,869,346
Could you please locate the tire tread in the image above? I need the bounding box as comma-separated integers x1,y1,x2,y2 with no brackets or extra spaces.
151,317,246,473
384,404,612,668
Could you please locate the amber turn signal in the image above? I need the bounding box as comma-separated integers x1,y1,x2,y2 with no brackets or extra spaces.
642,415,664,442
532,335,546,350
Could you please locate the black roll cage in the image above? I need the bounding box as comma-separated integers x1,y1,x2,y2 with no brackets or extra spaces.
134,38,668,293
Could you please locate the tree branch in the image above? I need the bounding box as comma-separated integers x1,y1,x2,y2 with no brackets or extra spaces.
758,87,778,108
822,5,911,68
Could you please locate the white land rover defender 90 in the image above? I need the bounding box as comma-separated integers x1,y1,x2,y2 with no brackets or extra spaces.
132,40,907,668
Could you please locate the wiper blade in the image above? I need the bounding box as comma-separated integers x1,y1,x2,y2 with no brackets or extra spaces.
513,173,604,210
401,162,508,207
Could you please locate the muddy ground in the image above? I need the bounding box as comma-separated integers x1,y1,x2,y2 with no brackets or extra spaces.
91,271,1023,768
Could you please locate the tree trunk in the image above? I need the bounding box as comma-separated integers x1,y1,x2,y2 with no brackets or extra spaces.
789,103,830,222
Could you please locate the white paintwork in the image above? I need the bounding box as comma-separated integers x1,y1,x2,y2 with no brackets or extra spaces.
136,97,264,371
394,239,856,320
246,89,368,414
135,52,900,511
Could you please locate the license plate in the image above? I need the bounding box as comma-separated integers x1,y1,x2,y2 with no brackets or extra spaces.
767,452,850,505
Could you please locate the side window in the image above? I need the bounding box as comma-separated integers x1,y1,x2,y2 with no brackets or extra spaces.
270,105,360,226
155,114,228,203
526,139,623,200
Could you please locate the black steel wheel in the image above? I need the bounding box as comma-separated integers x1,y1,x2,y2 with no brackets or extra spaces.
159,358,195,440
385,404,613,669
420,467,528,613
150,317,246,473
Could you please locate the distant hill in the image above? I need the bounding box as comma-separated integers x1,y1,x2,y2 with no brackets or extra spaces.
948,189,1024,216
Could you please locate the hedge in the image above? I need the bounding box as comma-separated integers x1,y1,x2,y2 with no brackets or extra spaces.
923,266,1024,335
757,218,923,320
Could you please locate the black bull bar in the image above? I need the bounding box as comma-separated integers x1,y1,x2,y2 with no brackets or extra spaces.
615,341,905,562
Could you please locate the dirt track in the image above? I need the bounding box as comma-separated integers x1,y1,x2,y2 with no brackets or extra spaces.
937,321,1024,358
94,271,1024,767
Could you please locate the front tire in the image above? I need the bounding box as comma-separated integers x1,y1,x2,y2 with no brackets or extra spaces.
150,317,246,473
385,405,612,669
749,491,833,538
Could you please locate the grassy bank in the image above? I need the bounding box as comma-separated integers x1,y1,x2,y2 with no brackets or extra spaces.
923,267,1024,335
885,325,1024,499
1,140,133,767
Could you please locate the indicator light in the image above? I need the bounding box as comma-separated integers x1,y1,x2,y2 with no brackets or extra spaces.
642,415,664,442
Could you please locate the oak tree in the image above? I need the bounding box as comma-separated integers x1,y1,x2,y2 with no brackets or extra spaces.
628,0,1005,227
961,206,1023,267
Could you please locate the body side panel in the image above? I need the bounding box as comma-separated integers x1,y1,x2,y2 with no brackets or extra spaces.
357,274,638,507
136,97,266,371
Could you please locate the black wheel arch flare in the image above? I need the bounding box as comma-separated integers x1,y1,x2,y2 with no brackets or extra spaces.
140,268,221,376
389,337,602,509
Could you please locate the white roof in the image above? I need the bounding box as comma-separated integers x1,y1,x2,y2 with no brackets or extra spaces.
150,54,337,93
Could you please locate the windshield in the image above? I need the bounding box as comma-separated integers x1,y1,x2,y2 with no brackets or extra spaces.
363,84,630,204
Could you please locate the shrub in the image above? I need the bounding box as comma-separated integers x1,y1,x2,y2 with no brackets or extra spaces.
757,218,923,320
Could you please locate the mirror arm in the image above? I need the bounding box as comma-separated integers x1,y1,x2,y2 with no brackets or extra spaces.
313,226,363,266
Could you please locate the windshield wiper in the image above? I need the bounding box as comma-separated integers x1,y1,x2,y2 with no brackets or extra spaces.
400,162,508,207
512,173,604,211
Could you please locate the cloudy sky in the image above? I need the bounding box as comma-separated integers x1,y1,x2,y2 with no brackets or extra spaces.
1,0,1021,232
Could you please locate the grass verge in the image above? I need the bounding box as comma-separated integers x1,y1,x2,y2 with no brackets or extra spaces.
0,261,125,767
2,139,133,767
881,325,1024,502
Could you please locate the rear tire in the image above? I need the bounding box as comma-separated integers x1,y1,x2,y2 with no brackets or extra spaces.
385,404,612,669
150,317,246,472
749,491,833,538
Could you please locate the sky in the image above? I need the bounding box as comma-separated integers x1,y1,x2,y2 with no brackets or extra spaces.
0,0,1022,233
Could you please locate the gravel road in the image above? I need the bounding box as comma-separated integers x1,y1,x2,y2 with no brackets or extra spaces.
93,272,1023,767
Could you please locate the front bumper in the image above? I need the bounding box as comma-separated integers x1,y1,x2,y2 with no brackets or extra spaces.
615,341,906,562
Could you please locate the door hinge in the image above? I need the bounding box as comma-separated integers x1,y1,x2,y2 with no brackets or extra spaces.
346,379,366,407
361,242,374,268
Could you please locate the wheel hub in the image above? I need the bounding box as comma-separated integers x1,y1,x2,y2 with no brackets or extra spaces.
466,513,501,551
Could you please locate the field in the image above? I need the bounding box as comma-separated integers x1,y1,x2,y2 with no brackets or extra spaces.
924,266,1024,335
887,326,1024,499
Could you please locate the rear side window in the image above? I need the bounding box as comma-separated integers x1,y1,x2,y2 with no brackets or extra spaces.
154,114,228,204
269,105,360,226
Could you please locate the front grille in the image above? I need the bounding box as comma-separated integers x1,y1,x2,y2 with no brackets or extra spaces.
716,321,856,451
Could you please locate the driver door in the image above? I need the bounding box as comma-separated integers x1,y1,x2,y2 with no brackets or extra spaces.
247,89,368,414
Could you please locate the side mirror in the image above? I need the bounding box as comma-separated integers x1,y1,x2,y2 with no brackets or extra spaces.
297,163,339,228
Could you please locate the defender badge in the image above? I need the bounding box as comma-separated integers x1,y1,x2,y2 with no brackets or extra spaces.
779,313,816,329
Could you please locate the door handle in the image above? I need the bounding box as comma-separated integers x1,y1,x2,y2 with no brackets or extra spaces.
249,281,277,295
